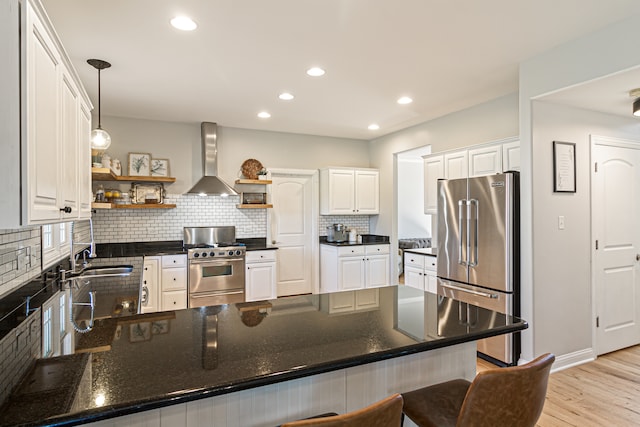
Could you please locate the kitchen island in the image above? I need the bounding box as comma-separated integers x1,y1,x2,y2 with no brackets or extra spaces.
0,286,526,427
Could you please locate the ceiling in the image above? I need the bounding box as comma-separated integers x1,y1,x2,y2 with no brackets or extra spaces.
42,0,640,140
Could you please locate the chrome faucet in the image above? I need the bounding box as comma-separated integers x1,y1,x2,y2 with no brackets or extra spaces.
70,218,97,272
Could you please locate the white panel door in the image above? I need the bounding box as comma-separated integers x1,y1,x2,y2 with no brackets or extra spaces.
78,102,93,218
27,10,61,223
423,155,444,214
354,170,379,214
468,144,502,177
269,171,316,296
444,151,468,180
593,137,640,355
404,267,425,291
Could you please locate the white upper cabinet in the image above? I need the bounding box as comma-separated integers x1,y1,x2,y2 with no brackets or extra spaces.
354,170,379,214
320,168,379,215
502,140,521,171
423,155,444,214
444,151,468,180
468,144,502,177
0,0,92,228
423,138,519,215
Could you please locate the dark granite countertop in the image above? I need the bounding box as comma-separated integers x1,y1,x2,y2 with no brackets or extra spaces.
0,286,527,427
319,234,390,246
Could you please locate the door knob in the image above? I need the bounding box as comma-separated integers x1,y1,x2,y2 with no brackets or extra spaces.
636,254,640,261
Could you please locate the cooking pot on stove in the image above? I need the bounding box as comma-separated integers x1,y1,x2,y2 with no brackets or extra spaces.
326,224,348,242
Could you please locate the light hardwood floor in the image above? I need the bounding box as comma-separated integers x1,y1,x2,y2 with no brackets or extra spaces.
478,345,640,426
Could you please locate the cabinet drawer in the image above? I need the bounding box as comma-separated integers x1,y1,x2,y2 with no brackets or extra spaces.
246,250,277,263
161,290,187,311
337,245,365,257
162,268,187,290
366,244,389,255
424,255,437,272
162,254,187,268
404,253,425,269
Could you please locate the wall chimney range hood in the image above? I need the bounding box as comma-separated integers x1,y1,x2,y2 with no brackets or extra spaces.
186,122,238,196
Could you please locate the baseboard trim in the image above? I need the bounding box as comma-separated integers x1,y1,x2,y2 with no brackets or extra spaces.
517,348,595,373
550,348,596,373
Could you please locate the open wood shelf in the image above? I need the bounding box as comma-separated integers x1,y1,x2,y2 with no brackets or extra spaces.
236,204,273,209
92,167,176,183
92,202,177,210
235,179,272,185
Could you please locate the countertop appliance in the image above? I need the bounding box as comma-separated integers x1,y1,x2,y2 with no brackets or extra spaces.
436,171,520,366
184,226,246,307
326,223,348,242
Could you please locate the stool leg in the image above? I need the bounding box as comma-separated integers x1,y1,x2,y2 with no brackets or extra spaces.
401,413,405,426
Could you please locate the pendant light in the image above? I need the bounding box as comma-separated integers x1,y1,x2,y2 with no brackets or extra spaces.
87,59,112,153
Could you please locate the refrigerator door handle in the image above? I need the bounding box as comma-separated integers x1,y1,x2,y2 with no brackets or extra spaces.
440,282,499,299
458,199,467,266
468,199,478,267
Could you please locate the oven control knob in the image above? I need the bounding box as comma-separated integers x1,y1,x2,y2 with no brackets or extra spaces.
210,251,215,257
235,250,242,256
228,250,234,256
201,252,207,257
193,253,200,258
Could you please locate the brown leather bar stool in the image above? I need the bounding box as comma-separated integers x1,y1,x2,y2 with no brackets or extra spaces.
401,353,555,427
281,393,404,427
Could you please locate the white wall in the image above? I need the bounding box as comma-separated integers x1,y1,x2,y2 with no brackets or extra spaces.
367,93,519,280
97,116,370,194
397,158,430,239
520,13,640,365
531,101,640,359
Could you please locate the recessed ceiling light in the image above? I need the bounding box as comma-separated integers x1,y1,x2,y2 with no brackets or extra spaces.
279,92,294,101
171,16,197,31
397,96,413,105
368,124,380,130
257,111,271,119
306,67,325,77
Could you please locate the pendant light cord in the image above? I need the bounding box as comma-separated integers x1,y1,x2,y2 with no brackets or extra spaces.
97,68,102,129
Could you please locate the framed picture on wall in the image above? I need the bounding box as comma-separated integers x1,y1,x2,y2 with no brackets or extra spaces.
128,153,151,176
553,141,576,193
151,159,170,177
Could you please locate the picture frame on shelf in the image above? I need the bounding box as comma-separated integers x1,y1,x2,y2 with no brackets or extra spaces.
128,152,151,176
151,158,170,177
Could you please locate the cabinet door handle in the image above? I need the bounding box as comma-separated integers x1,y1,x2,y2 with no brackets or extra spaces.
173,278,176,281
59,206,72,213
144,280,147,284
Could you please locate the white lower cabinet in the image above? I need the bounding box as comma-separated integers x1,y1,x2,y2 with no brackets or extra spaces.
245,250,277,302
141,254,187,313
320,244,390,292
404,252,437,293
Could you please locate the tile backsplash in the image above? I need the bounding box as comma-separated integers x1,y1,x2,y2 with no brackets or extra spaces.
93,194,371,243
0,227,41,299
92,194,266,243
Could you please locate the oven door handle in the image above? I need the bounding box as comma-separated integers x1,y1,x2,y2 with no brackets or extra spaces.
189,257,245,264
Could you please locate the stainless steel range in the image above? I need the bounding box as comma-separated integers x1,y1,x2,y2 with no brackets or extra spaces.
184,226,246,308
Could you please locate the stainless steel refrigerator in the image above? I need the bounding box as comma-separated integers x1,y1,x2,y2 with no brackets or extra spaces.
436,171,520,366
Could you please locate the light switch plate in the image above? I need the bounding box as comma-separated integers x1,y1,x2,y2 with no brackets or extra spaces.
558,215,565,230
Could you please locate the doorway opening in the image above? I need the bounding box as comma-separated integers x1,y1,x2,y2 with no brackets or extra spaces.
396,145,433,284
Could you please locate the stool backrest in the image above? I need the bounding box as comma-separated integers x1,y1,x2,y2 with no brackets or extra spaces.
281,393,403,427
456,353,555,427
